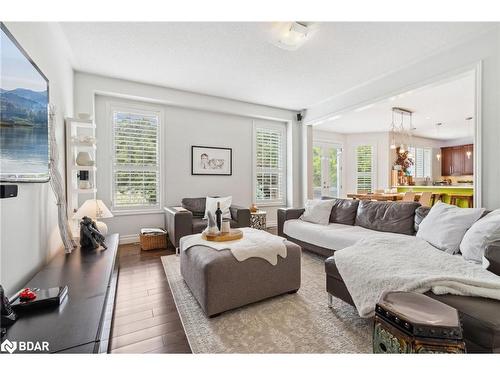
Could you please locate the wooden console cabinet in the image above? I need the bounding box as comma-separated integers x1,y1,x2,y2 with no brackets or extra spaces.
441,144,473,176
2,234,119,353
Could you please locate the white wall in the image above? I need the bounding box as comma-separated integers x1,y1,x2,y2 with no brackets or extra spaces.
75,73,299,240
305,27,500,209
0,23,74,295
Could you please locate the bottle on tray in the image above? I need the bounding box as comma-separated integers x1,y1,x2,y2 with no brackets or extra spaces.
215,201,222,231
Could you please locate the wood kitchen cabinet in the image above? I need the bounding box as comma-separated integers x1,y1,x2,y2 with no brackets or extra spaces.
441,144,473,176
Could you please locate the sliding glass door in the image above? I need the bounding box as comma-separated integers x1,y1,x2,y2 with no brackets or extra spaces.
312,142,342,199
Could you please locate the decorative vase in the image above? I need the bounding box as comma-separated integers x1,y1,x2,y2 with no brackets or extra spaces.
76,151,95,166
250,203,258,213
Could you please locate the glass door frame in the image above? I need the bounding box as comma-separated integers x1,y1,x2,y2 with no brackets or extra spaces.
312,141,343,199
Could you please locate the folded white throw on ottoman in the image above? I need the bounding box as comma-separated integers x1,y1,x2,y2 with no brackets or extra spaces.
180,227,287,265
334,236,500,318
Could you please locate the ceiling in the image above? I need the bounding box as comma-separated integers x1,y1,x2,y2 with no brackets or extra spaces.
59,22,493,110
313,71,475,140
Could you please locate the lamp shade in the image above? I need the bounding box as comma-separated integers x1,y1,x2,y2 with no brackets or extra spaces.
73,199,113,220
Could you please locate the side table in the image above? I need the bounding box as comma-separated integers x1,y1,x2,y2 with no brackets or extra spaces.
250,210,267,230
373,291,465,353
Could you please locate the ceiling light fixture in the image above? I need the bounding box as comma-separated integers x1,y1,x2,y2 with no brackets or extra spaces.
435,123,443,160
389,107,414,154
269,22,318,51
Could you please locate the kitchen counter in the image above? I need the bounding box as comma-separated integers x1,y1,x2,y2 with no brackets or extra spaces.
392,185,474,189
395,186,474,207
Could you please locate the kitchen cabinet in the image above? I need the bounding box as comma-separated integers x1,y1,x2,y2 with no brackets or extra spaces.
441,144,473,176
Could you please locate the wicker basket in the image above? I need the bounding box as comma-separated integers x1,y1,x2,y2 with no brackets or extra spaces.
140,231,167,251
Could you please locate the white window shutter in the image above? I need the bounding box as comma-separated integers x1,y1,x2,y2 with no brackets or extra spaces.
112,111,160,210
254,125,286,205
356,145,374,193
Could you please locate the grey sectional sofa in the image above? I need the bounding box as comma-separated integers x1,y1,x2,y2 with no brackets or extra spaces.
277,198,500,353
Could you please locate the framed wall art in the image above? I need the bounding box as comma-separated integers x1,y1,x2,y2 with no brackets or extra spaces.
191,145,232,176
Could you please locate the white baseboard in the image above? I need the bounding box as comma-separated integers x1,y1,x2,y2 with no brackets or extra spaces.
119,234,140,244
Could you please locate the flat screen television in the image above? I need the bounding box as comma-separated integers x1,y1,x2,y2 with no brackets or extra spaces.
0,22,49,182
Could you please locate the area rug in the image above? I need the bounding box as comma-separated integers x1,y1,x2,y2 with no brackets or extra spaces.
161,252,372,353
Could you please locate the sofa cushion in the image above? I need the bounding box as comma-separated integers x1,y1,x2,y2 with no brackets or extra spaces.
355,200,420,235
192,217,207,233
414,206,432,232
417,201,485,254
182,197,206,217
321,197,360,225
283,219,412,251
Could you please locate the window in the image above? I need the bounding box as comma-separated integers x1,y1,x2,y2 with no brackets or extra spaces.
254,123,286,205
408,146,432,178
112,110,160,211
356,145,374,193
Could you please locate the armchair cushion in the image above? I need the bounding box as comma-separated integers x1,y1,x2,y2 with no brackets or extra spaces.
182,197,206,217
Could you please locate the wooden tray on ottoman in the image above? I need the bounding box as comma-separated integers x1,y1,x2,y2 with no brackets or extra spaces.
202,229,243,242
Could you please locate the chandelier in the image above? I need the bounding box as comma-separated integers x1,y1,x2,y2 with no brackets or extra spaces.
389,107,414,156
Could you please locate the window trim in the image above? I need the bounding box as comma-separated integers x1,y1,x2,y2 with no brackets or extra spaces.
252,121,287,207
355,144,376,193
109,103,164,213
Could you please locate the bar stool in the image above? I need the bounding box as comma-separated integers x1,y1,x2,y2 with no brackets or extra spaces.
449,194,473,208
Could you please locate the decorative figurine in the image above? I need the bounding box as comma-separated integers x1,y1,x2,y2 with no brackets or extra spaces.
79,216,107,250
205,211,219,236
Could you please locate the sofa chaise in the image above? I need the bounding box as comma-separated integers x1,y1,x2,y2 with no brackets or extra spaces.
277,198,500,353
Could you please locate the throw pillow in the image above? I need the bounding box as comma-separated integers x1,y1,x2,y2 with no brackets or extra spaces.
416,201,484,254
204,196,232,220
460,209,500,263
300,199,335,226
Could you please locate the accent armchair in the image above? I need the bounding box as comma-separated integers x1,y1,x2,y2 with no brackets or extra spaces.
164,197,251,250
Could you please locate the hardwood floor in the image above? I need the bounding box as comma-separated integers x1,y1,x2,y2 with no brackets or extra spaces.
109,242,191,354
109,226,277,354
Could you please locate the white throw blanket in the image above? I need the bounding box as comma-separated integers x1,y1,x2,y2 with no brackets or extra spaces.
180,227,287,266
334,236,500,318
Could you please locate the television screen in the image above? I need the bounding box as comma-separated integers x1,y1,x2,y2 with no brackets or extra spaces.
0,23,49,182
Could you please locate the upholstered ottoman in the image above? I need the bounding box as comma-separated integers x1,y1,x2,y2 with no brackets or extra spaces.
180,240,301,317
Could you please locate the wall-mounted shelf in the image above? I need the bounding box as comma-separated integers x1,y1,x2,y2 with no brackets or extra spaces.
71,140,97,149
72,165,97,172
65,117,96,129
77,188,97,194
65,117,98,236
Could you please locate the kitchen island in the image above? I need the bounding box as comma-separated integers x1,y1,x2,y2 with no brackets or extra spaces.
395,185,474,207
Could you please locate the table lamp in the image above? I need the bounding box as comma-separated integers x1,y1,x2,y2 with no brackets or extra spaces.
73,199,113,235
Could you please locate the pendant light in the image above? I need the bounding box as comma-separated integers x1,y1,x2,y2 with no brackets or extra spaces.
390,110,397,149
435,123,442,161
407,112,414,158
389,107,413,154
